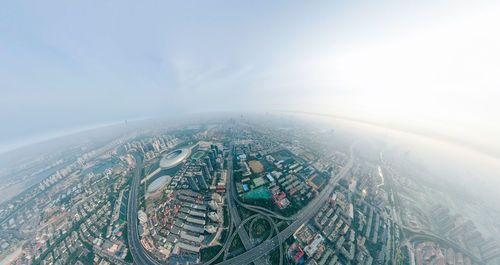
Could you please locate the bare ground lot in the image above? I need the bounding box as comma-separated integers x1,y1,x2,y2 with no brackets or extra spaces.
248,160,264,173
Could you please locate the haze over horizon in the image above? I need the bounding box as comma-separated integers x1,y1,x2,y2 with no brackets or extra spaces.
1,0,499,155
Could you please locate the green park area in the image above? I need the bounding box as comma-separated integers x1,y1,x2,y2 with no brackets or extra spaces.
242,186,271,199
310,174,326,188
251,218,271,238
191,150,205,160
200,246,222,262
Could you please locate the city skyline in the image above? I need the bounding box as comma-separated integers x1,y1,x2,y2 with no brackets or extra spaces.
1,1,500,264
1,115,499,265
1,0,500,155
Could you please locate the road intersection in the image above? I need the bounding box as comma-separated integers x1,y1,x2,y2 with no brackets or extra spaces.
127,142,356,265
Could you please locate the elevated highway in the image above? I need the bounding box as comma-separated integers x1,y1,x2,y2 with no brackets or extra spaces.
126,154,162,265
217,142,356,265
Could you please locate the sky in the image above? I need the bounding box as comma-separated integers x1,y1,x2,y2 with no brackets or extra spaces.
1,0,499,155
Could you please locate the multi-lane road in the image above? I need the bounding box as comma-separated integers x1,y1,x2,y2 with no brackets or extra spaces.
127,154,162,265
126,141,355,265
225,144,266,265
217,142,356,265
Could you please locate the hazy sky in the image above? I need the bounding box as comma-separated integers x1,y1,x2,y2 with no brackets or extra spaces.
1,0,499,154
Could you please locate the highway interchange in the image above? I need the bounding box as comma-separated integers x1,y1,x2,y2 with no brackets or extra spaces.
126,142,356,265
127,154,163,265
216,142,356,265
212,144,279,265
221,146,266,265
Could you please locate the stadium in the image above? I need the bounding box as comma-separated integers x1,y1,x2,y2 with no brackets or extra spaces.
159,148,191,169
147,175,171,194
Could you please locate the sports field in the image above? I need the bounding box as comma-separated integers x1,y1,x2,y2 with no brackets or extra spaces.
191,150,205,160
248,160,264,173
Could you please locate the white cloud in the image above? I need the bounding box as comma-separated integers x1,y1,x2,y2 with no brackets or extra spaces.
268,1,500,152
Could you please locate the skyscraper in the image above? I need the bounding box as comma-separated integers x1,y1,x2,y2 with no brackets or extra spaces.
195,173,208,190
187,175,200,191
202,164,211,180
205,157,213,172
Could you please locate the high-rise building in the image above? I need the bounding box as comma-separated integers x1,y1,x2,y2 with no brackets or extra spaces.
202,164,211,180
205,157,213,172
187,175,199,191
215,157,223,170
195,174,208,189
480,240,500,261
209,147,218,165
207,153,216,169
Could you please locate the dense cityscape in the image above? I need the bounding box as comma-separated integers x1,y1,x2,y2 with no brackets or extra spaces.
1,0,499,264
0,116,498,265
